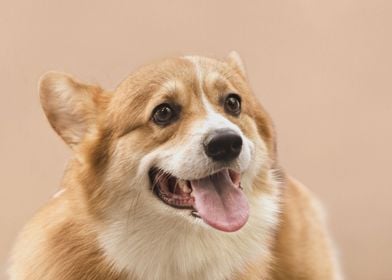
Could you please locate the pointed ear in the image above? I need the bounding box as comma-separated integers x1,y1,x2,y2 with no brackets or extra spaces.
226,51,247,77
39,72,106,149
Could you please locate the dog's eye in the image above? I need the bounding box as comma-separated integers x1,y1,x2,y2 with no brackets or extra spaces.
152,103,178,126
224,94,241,116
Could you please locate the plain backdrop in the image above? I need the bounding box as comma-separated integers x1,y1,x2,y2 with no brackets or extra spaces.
1,1,391,279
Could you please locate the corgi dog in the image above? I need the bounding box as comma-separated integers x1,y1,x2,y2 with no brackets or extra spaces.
9,52,342,280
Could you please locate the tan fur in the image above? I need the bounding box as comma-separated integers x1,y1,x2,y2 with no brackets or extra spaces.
9,53,342,279
271,178,342,280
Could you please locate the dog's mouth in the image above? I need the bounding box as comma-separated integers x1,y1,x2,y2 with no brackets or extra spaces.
149,168,249,232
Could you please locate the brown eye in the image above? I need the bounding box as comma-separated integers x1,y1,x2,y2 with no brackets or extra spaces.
224,94,241,116
152,103,178,126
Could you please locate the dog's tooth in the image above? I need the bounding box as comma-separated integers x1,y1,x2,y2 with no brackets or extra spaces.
178,180,191,193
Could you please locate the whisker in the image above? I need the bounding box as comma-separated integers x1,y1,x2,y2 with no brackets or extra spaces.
151,168,171,195
173,179,179,194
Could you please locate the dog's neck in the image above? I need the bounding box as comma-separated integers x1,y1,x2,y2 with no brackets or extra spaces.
96,174,281,280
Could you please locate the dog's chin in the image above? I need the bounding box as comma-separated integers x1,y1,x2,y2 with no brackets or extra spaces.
148,167,249,232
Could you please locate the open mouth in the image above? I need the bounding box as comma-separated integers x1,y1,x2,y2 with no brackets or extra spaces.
149,168,195,209
149,168,249,232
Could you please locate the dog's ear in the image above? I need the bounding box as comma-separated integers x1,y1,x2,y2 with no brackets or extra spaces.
39,72,106,149
226,51,247,78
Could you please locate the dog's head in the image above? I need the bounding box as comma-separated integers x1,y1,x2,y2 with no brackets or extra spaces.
40,52,277,233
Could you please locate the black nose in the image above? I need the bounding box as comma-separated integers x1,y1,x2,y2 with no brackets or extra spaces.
204,129,243,161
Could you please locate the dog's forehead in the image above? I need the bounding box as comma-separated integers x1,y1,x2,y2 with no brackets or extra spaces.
114,56,235,100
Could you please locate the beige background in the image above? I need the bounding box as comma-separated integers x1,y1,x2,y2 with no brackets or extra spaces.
1,1,391,279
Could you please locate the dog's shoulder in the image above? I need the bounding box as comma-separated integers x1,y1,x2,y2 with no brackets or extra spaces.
271,177,342,280
9,191,131,280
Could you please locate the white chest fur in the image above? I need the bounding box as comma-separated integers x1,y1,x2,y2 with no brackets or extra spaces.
99,193,280,280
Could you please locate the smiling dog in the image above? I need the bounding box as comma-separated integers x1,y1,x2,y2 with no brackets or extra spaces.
9,52,342,279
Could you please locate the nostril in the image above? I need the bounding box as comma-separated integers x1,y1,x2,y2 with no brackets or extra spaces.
231,137,242,152
207,141,221,156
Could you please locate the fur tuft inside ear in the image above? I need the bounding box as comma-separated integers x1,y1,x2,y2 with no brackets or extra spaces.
226,51,247,77
39,72,103,148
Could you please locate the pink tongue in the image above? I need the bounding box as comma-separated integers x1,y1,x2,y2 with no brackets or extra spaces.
190,169,249,232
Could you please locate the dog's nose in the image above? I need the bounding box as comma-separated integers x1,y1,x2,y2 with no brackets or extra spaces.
204,129,243,161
